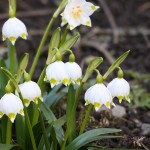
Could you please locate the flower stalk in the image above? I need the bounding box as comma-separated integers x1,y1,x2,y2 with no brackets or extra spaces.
29,0,68,77
61,82,84,150
6,118,12,144
79,104,93,135
8,0,16,18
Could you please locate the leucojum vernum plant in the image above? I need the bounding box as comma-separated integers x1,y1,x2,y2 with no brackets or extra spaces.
0,0,131,150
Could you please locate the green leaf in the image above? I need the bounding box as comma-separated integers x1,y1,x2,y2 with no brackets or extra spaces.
47,28,61,65
67,84,76,143
40,102,56,123
50,126,57,150
65,128,121,150
16,53,29,83
38,115,66,150
59,33,80,54
83,57,103,82
15,116,26,150
103,50,130,79
0,58,8,96
0,144,20,150
0,67,19,91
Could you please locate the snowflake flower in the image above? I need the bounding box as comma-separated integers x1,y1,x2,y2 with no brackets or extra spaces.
107,78,130,103
84,83,113,111
2,17,28,45
0,93,24,123
45,61,70,88
61,0,99,30
15,81,42,107
65,62,82,85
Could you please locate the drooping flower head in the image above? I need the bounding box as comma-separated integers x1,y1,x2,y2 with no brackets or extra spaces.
45,61,70,88
84,73,113,111
65,53,82,85
107,68,130,103
0,93,24,123
2,17,28,45
61,0,99,30
16,81,42,107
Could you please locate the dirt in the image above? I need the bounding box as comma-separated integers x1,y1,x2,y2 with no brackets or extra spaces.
0,0,150,149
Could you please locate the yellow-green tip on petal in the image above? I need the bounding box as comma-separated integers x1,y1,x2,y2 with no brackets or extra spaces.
21,33,27,39
118,96,123,103
86,21,91,27
126,95,130,103
76,78,81,85
106,101,111,109
24,99,30,107
0,111,4,118
33,97,39,104
2,35,6,41
8,113,15,123
62,78,69,86
94,102,101,111
85,99,89,106
50,78,57,88
9,36,16,45
19,109,24,116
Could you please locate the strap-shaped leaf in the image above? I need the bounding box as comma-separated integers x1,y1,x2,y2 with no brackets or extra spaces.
16,53,29,83
65,128,121,150
83,57,103,82
0,144,20,150
67,84,76,143
1,67,19,92
103,50,130,79
47,28,61,65
59,33,80,54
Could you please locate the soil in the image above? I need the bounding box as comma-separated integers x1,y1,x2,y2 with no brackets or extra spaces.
0,0,150,149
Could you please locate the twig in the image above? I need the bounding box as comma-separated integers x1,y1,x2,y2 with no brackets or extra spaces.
98,0,119,43
0,8,55,19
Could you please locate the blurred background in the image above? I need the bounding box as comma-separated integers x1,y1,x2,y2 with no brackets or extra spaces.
0,0,150,149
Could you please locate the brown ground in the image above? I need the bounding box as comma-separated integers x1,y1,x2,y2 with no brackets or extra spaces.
0,0,150,149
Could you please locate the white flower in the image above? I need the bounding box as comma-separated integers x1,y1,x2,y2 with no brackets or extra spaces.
61,0,99,30
2,17,28,45
84,83,113,111
107,78,130,103
65,62,82,85
0,93,24,123
45,61,69,88
15,81,42,107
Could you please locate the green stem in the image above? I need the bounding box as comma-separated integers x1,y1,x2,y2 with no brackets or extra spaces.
32,100,41,127
60,25,69,45
67,84,76,143
31,66,47,127
18,93,37,150
6,119,12,144
8,0,16,17
61,82,84,150
79,104,93,135
8,42,16,74
29,0,67,78
39,112,50,150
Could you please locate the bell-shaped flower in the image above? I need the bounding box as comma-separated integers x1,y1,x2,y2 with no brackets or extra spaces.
107,78,130,103
65,62,82,85
61,0,99,30
0,93,24,123
84,83,113,111
15,81,42,107
2,17,28,45
45,61,69,88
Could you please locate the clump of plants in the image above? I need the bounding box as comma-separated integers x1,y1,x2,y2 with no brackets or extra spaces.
0,0,131,149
